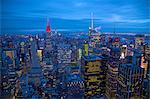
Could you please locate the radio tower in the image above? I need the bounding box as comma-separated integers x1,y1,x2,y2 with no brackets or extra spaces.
91,12,94,30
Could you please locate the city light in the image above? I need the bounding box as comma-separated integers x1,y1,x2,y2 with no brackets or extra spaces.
1,0,150,99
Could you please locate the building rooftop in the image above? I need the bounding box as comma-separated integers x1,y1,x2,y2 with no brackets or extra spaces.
120,63,142,69
66,74,83,82
82,55,103,61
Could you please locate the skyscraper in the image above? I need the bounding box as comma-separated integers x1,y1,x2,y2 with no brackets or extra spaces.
83,41,89,56
117,64,144,99
105,45,121,99
105,59,119,99
120,45,128,59
81,55,106,98
45,18,52,52
44,18,53,70
135,35,144,49
88,13,101,49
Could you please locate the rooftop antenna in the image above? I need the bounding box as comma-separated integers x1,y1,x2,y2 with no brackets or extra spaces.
91,12,94,30
47,17,49,25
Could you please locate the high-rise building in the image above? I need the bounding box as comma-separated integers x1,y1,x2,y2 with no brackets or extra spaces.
120,45,128,59
42,18,58,91
142,67,150,99
65,74,84,97
57,43,72,64
142,77,150,99
19,42,27,63
117,64,144,99
45,18,52,52
83,41,89,56
43,18,53,70
37,49,43,61
112,37,120,47
110,47,121,59
1,55,12,98
3,48,17,68
1,51,18,98
105,44,122,99
36,34,44,62
142,43,150,66
132,50,142,67
127,44,134,56
88,13,101,48
81,55,106,98
135,35,144,49
77,48,82,60
105,58,119,99
141,55,148,78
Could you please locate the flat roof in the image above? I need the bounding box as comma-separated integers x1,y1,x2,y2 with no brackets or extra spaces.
120,63,142,69
83,55,103,61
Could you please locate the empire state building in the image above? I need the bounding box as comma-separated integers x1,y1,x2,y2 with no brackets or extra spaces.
44,18,53,69
45,18,52,52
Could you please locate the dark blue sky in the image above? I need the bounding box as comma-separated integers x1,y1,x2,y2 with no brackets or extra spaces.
1,0,150,33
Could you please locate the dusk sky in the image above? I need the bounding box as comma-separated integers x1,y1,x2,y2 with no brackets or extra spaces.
1,0,150,33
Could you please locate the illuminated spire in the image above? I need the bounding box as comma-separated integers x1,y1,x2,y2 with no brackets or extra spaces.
46,18,51,33
91,12,94,29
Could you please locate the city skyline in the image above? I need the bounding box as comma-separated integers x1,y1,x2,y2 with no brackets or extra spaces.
1,0,150,33
1,0,150,98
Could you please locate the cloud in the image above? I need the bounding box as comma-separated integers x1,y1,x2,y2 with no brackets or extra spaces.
100,14,150,23
74,2,87,7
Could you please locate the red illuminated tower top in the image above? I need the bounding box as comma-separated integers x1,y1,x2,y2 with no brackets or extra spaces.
46,18,51,33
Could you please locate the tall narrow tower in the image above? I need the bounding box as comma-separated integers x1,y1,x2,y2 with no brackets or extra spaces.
44,18,53,69
88,13,101,48
46,18,51,33
88,13,94,38
91,12,94,30
45,18,52,52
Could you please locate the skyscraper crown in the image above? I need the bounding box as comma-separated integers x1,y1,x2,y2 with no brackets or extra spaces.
46,18,51,33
